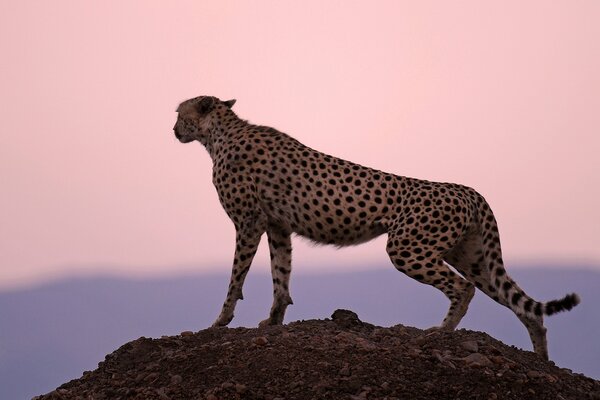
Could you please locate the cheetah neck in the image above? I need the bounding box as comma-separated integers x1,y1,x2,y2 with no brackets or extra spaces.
205,112,248,160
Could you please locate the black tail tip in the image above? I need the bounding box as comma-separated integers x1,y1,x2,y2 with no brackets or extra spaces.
545,293,581,316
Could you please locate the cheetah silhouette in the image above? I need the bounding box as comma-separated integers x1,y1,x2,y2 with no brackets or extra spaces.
174,95,580,360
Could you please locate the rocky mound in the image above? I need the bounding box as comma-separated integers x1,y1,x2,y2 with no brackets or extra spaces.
36,310,599,400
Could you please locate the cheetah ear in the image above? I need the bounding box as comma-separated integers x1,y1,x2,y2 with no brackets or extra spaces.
196,97,215,114
223,99,236,109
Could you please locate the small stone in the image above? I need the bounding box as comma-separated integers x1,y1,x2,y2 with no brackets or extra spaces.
488,393,498,400
252,336,269,346
381,382,390,390
356,337,377,351
463,353,493,368
527,370,543,379
460,340,479,353
431,349,445,363
145,372,159,382
235,383,247,394
170,374,183,385
331,309,362,328
221,382,234,389
490,355,505,365
339,365,351,376
407,347,422,358
135,372,147,382
155,387,169,400
206,395,218,400
180,331,194,337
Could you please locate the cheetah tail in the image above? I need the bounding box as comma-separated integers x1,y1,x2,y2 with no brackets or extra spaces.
543,293,581,316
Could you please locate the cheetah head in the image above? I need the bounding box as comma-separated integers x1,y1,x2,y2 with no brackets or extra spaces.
173,96,236,145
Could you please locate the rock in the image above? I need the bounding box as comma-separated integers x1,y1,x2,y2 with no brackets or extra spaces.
180,331,194,337
252,336,269,346
32,310,600,400
356,337,377,351
463,353,493,368
460,340,479,353
527,370,543,379
339,364,351,376
331,309,362,328
235,383,247,394
155,387,169,400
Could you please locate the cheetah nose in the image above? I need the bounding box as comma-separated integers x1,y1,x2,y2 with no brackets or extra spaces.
174,126,181,139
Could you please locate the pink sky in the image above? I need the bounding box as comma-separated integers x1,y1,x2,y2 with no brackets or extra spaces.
1,1,599,289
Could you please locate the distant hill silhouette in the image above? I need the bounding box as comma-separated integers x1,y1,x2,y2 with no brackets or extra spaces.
0,266,597,399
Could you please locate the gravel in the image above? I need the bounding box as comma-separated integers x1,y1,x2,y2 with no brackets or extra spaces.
34,309,600,400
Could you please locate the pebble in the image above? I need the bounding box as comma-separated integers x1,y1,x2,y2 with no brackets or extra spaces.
527,370,543,379
407,347,422,358
252,336,269,346
356,337,377,351
145,372,159,382
206,395,218,400
490,355,505,365
155,387,169,400
180,331,194,337
170,374,183,385
460,340,479,353
339,365,351,376
235,383,247,394
463,353,493,368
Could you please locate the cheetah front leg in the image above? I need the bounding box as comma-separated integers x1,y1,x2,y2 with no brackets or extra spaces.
212,224,264,327
259,225,293,327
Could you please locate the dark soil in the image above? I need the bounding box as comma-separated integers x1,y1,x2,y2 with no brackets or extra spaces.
35,309,600,400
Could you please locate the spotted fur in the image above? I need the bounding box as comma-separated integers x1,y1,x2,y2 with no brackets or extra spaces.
174,95,580,360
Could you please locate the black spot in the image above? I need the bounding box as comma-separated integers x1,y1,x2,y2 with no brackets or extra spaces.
511,292,522,305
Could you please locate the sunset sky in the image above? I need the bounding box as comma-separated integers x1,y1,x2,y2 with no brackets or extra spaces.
1,1,599,289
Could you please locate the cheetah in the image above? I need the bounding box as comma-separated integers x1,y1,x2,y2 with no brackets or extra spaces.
173,95,580,360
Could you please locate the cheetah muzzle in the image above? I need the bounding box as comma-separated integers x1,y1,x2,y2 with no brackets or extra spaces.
174,95,580,360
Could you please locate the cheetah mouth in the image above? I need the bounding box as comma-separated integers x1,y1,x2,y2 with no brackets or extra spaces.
176,135,194,143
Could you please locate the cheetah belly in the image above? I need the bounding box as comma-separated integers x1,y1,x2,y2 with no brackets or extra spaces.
260,194,388,246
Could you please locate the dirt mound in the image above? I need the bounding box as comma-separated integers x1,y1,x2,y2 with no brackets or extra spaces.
35,310,599,400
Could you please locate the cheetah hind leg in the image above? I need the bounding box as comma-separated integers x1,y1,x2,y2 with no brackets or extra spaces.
259,226,293,327
386,236,475,331
444,230,550,359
